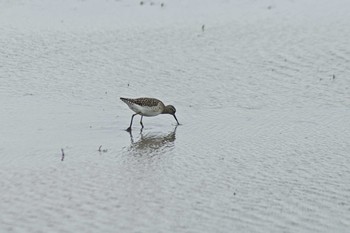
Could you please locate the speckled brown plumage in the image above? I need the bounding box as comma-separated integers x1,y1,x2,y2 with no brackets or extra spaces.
120,97,162,107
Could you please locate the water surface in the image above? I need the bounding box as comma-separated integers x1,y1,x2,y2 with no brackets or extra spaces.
1,0,350,232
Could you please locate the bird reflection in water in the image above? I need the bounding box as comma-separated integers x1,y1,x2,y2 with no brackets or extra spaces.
127,126,178,155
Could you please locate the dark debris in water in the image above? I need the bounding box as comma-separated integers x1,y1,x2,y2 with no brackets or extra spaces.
98,145,108,153
61,148,65,161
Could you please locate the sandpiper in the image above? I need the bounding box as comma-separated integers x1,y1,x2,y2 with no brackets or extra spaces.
120,97,179,131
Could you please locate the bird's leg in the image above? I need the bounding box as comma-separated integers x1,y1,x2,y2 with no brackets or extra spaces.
126,113,137,132
140,115,144,128
128,130,134,143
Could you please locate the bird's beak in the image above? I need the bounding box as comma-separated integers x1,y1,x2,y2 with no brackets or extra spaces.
173,114,180,125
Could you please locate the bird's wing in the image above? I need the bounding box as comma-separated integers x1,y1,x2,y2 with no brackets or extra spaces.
121,97,161,107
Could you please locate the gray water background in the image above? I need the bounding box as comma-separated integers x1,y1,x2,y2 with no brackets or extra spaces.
0,0,350,232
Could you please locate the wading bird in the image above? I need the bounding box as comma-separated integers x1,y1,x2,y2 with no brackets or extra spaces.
120,97,179,131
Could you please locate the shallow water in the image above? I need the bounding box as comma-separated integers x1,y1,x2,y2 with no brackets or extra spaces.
1,0,350,232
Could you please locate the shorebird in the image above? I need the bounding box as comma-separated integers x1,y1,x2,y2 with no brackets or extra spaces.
120,97,179,131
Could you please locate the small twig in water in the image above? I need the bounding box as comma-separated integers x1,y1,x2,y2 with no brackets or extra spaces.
61,148,65,161
98,145,108,153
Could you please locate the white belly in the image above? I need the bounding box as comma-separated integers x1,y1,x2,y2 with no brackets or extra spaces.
129,104,161,117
